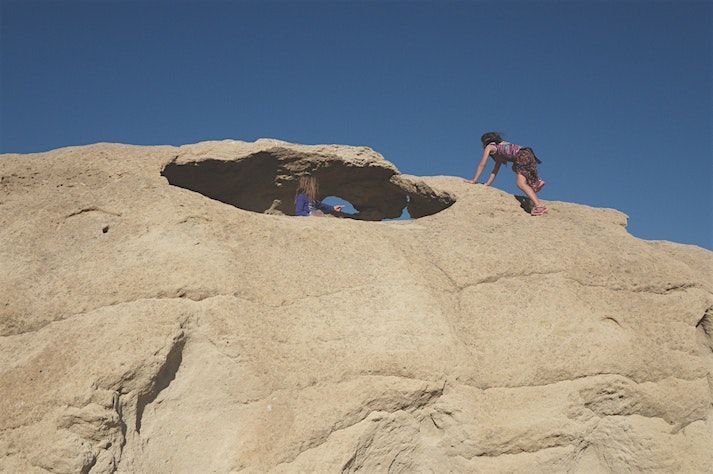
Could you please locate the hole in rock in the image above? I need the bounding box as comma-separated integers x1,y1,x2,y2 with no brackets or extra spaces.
321,196,356,217
320,196,413,220
161,148,455,221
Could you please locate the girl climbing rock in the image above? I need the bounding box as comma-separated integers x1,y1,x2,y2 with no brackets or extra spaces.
465,132,548,216
294,175,344,216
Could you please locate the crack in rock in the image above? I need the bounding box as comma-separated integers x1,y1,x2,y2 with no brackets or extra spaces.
135,332,186,433
279,380,445,467
696,307,713,353
65,206,122,218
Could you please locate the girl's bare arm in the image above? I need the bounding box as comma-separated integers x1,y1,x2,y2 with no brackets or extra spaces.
484,161,501,186
467,145,495,183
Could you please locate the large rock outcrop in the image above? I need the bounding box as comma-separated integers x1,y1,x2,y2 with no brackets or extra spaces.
161,139,455,220
1,139,712,473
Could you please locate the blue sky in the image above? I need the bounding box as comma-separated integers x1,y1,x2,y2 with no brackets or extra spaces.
1,0,711,249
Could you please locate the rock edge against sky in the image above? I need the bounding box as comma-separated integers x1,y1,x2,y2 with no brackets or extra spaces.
1,140,712,473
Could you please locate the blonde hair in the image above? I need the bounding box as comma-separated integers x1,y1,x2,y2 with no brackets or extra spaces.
295,175,318,202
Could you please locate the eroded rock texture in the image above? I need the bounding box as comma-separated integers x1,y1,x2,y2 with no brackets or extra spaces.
1,139,712,473
161,139,455,220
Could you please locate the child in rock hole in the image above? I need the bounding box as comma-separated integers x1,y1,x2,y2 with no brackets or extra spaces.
294,175,344,217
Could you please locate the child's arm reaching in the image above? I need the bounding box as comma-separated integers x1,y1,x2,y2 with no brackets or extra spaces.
484,161,501,186
465,145,495,184
315,200,344,213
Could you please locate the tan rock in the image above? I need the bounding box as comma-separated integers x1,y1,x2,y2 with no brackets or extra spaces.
1,139,711,473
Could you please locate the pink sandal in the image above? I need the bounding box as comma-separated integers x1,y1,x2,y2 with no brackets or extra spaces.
531,205,548,216
533,179,546,193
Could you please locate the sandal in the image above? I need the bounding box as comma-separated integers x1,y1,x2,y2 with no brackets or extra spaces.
533,179,546,193
531,205,548,216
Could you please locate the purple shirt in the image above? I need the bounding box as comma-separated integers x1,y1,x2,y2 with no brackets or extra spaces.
295,192,334,216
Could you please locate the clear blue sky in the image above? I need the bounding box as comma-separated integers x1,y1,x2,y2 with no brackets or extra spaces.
2,0,711,249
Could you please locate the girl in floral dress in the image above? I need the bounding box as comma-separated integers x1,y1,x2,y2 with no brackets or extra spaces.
465,132,547,216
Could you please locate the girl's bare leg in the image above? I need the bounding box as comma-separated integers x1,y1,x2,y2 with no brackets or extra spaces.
516,173,542,208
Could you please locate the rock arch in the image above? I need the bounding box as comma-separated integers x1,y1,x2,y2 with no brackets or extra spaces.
161,142,455,221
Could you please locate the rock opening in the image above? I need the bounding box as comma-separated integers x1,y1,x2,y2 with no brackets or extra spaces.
321,196,413,220
161,146,455,221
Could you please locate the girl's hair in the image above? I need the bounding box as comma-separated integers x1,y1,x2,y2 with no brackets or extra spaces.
481,132,503,148
295,175,318,202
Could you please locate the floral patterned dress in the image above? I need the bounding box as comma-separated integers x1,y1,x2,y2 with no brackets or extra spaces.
492,142,542,188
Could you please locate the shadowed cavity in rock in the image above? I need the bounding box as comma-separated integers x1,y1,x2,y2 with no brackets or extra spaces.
161,146,455,220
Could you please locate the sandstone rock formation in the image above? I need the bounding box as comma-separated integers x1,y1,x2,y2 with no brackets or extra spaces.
162,140,455,220
1,139,712,473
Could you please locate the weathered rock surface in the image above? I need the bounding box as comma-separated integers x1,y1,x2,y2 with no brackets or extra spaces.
162,139,455,220
1,139,712,473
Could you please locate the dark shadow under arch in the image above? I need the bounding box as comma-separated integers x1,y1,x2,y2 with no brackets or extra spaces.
162,147,455,221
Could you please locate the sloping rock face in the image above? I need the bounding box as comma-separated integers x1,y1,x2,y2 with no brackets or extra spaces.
1,139,712,473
